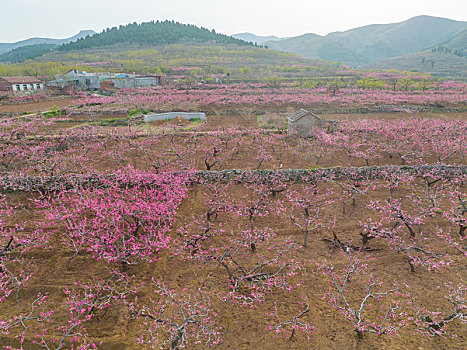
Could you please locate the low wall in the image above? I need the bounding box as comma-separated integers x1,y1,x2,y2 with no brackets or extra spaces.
0,165,465,193
192,165,467,183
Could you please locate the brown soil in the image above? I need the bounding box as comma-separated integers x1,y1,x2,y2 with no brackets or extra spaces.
1,180,466,349
150,120,165,126
202,115,258,130
170,115,191,126
0,98,77,113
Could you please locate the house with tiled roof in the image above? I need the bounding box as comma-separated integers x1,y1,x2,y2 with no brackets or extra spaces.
0,76,44,92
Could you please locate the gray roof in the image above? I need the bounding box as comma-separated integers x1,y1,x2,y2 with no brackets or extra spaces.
288,109,320,122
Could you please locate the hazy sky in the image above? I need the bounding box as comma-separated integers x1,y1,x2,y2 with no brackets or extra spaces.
2,0,467,42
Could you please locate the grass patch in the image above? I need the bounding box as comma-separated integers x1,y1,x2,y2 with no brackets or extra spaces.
128,108,151,117
258,113,287,130
189,118,204,127
42,105,67,118
94,117,130,126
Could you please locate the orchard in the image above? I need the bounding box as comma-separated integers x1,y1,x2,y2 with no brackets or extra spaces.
0,86,465,349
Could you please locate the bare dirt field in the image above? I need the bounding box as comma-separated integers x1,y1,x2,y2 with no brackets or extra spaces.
1,178,466,349
203,114,258,130
0,98,77,113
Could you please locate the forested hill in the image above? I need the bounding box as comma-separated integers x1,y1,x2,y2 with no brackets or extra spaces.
0,44,58,63
59,21,252,51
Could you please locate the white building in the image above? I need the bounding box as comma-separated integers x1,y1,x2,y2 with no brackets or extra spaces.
0,76,45,92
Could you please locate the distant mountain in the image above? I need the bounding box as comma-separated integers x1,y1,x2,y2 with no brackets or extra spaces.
264,16,467,67
59,21,251,51
265,33,320,51
0,30,96,55
232,33,286,45
366,29,467,80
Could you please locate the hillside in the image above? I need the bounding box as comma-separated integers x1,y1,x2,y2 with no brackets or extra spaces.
435,28,467,57
366,51,467,80
0,38,339,81
24,42,337,80
59,21,251,51
0,30,95,55
264,16,467,66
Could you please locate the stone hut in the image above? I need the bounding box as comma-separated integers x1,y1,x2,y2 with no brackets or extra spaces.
288,109,338,136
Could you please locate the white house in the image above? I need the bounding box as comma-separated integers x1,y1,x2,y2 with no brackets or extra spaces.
0,76,44,92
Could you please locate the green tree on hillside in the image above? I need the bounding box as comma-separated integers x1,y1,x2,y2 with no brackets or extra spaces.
59,21,252,52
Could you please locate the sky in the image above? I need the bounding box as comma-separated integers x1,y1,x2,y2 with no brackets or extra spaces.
2,0,467,42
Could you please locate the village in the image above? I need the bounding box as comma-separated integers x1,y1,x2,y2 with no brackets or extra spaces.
0,71,343,133
0,70,162,92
